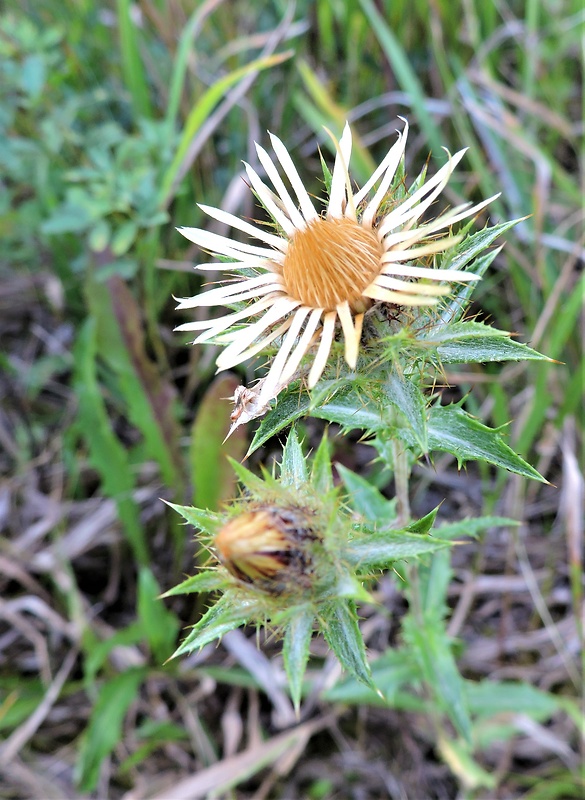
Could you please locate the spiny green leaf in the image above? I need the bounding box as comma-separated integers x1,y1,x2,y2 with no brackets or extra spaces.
165,501,223,536
227,456,273,495
311,432,334,494
336,464,398,526
419,321,549,364
406,507,438,535
438,336,548,364
430,248,501,329
316,385,390,432
450,219,522,273
171,595,261,658
282,606,314,714
426,404,546,481
160,570,225,598
319,600,375,690
280,426,307,486
345,530,450,569
423,321,521,342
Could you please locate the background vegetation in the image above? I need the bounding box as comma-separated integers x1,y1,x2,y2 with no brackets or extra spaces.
1,0,582,797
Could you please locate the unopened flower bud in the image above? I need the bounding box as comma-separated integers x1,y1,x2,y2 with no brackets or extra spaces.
214,505,319,596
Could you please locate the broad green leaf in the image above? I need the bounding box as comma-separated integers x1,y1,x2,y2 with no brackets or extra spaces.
404,616,472,742
171,595,261,658
466,680,564,721
75,668,148,792
41,201,93,234
383,372,427,450
88,218,111,252
323,649,423,709
319,599,375,690
160,571,226,598
425,404,546,481
336,464,398,526
280,426,307,486
191,375,246,509
345,531,450,569
137,567,180,663
111,219,138,255
283,606,314,713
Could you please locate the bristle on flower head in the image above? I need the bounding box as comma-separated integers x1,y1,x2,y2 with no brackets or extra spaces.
176,120,498,426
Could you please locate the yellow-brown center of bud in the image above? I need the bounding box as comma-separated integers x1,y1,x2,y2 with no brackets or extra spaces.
282,217,383,311
214,506,317,595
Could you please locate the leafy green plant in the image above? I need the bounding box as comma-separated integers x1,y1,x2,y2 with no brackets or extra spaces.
1,1,580,797
164,121,562,790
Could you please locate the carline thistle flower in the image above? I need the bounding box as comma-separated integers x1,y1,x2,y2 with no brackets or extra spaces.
176,120,498,430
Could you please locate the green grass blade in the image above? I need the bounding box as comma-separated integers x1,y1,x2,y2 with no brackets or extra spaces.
357,0,444,156
116,0,153,119
75,668,148,792
73,320,149,565
159,51,291,207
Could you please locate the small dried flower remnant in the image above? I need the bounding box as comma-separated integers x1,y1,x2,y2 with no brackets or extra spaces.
176,120,498,416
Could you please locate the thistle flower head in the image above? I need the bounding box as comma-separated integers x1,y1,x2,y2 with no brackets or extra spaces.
164,428,452,710
176,121,497,428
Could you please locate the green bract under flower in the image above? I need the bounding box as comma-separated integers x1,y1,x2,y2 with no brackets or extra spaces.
176,121,499,432
163,428,453,711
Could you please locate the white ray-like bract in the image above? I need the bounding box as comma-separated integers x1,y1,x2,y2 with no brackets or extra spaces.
176,120,499,432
